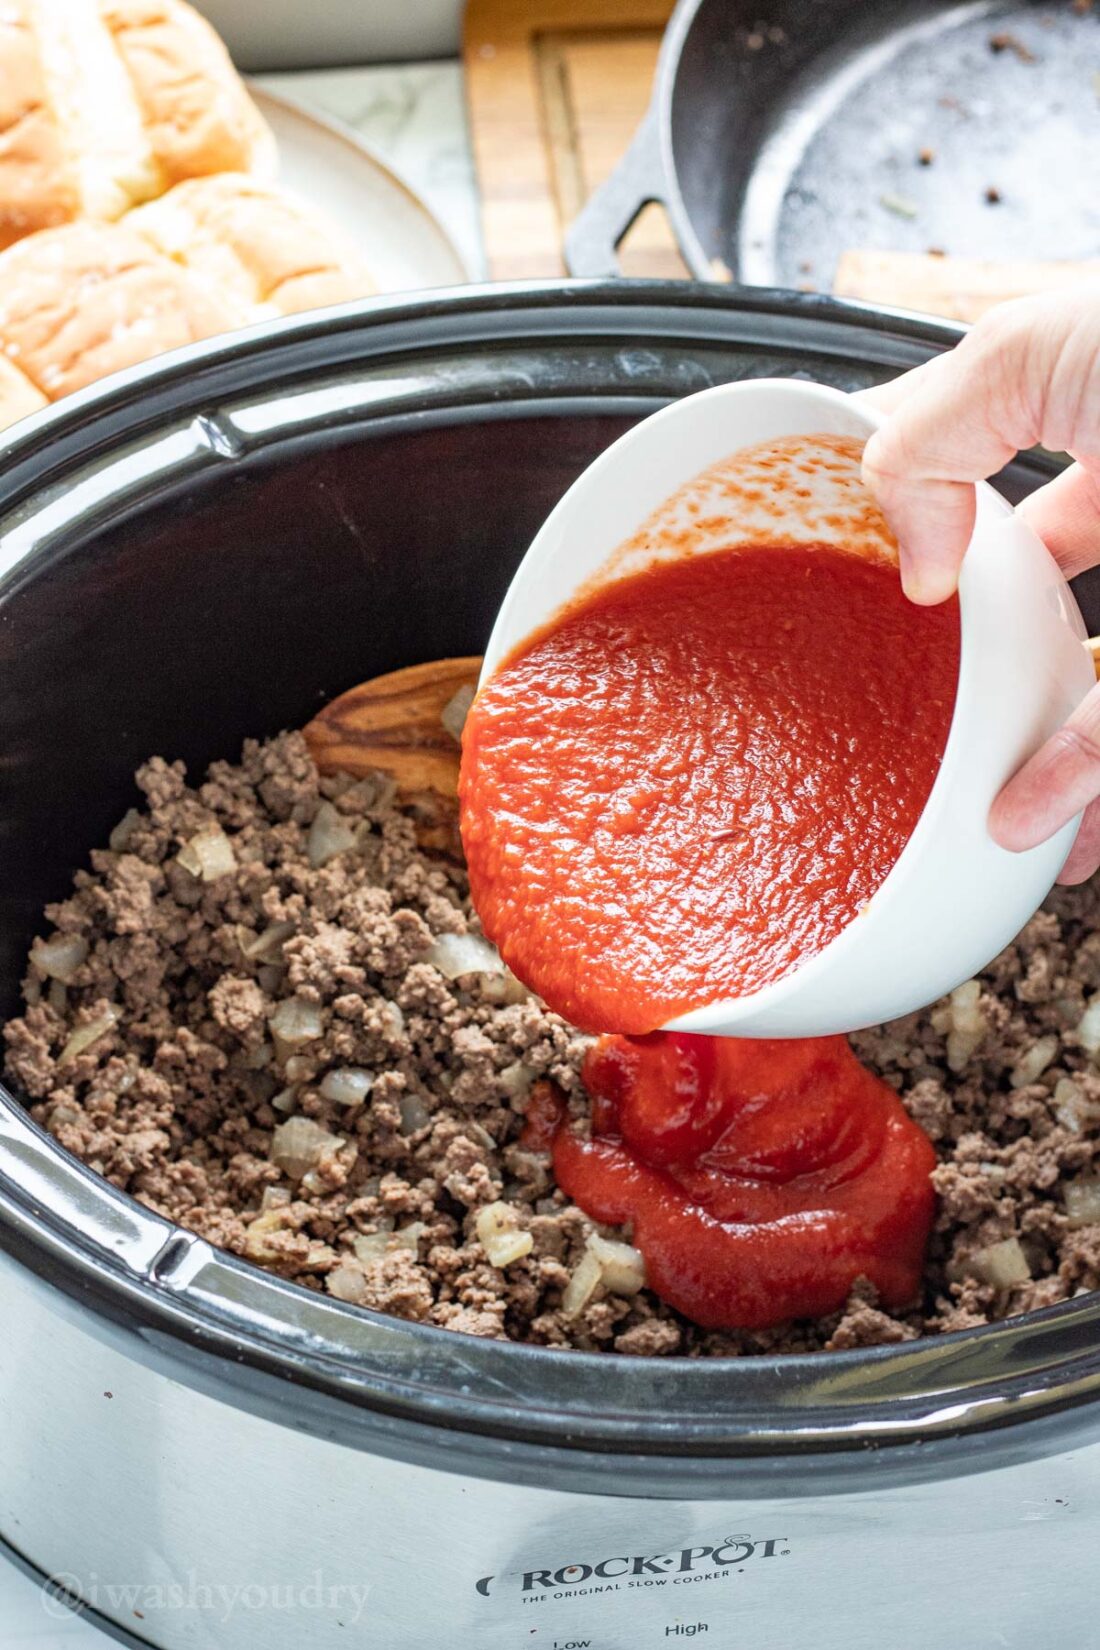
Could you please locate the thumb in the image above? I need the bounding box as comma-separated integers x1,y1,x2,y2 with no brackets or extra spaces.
990,679,1100,853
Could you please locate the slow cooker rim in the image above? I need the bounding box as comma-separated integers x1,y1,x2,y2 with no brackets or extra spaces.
3,280,1097,1495
0,277,964,517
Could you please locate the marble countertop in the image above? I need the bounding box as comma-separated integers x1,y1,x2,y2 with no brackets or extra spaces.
256,61,486,280
0,60,484,1647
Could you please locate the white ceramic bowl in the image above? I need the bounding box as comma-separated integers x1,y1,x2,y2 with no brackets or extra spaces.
480,377,1096,1037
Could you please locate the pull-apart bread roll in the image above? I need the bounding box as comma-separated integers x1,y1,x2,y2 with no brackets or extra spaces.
0,0,275,248
0,219,245,402
128,175,378,315
0,352,46,427
0,179,377,427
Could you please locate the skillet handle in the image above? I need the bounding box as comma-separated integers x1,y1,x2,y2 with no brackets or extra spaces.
565,110,665,277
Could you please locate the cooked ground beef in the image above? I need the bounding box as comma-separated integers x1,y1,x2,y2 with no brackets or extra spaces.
6,732,1100,1355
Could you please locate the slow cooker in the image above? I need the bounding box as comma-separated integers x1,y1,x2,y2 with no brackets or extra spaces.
2,283,1099,1650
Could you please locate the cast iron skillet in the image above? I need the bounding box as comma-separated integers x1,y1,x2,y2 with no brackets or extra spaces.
566,0,1100,285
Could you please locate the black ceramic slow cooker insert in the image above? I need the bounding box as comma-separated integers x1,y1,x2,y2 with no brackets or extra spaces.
1,284,1098,1650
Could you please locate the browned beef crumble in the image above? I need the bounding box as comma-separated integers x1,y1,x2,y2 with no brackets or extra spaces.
7,731,1100,1356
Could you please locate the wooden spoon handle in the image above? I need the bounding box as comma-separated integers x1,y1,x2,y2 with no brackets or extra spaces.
304,639,1100,808
303,656,483,797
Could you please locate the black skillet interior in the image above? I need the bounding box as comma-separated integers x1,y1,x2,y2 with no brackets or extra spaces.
669,0,1100,286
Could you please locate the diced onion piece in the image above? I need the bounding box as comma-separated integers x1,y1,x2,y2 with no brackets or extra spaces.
398,1092,430,1134
242,1208,288,1263
426,932,505,980
561,1247,603,1317
177,825,237,882
950,980,985,1032
270,1116,343,1179
270,1085,299,1114
351,1222,426,1264
1065,1178,1100,1228
499,1061,535,1102
261,1185,291,1210
108,808,141,852
238,921,295,961
269,997,324,1050
320,1068,375,1106
391,1221,427,1252
588,1232,646,1295
441,684,476,743
475,1200,533,1268
942,980,988,1072
328,1261,369,1303
1054,1077,1083,1131
480,968,530,1006
380,1000,406,1038
343,773,397,811
1054,1076,1100,1134
58,1004,120,1065
967,1236,1031,1288
31,933,88,983
1010,1036,1059,1089
304,1241,337,1272
1078,995,1100,1055
946,1028,984,1073
308,800,358,868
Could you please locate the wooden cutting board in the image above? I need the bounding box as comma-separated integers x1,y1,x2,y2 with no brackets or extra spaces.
463,0,684,280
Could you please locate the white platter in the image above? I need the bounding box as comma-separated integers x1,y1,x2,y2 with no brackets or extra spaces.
251,86,470,294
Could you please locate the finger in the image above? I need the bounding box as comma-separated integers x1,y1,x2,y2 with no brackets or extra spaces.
861,340,1021,604
1056,798,1100,885
1018,460,1100,580
853,357,942,417
990,681,1100,851
868,470,977,606
861,288,1100,604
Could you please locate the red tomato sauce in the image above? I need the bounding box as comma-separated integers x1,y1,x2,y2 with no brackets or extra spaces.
460,543,960,1034
539,1032,936,1330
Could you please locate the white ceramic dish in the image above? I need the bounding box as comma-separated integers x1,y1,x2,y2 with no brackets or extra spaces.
481,377,1096,1038
195,0,461,70
251,87,469,293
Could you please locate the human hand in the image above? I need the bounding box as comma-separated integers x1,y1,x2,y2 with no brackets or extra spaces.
858,288,1100,883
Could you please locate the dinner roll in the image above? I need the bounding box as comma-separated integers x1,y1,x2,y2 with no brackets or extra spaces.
0,0,275,250
0,354,47,428
128,175,378,316
0,220,246,402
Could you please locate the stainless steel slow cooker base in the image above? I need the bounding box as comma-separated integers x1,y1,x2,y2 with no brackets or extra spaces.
4,1260,1098,1649
2,284,1099,1649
